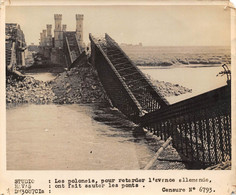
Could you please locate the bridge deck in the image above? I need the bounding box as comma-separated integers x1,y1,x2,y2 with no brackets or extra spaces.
63,31,83,68
90,33,169,119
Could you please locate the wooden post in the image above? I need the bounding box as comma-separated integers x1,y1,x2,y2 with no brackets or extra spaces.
144,137,172,170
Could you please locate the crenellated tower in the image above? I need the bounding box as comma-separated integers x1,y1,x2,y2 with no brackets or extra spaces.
40,32,43,46
47,24,52,37
54,14,63,48
75,14,84,45
42,30,47,46
38,13,85,66
46,24,52,46
62,24,67,32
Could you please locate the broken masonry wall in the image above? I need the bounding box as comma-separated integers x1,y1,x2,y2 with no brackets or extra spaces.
51,48,66,67
42,47,51,59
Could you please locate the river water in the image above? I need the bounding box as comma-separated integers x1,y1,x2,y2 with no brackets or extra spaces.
7,103,160,170
139,65,229,104
24,72,57,82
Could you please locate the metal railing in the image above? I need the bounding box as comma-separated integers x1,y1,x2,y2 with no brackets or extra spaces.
105,34,169,112
64,32,84,69
141,85,231,167
90,34,143,121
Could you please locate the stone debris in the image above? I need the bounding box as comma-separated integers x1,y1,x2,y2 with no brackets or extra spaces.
50,63,107,104
154,81,192,97
6,75,55,104
146,74,192,97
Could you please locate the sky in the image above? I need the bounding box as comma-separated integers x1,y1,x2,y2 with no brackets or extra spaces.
5,5,231,46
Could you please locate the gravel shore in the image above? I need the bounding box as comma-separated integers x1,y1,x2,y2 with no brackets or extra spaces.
151,80,192,97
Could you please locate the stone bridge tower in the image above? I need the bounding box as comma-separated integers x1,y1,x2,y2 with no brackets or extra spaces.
39,32,43,46
42,30,47,46
62,24,67,32
75,14,83,45
54,14,63,48
46,24,52,46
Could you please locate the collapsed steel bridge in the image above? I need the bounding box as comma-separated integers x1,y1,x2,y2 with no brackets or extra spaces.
89,33,231,168
63,31,86,69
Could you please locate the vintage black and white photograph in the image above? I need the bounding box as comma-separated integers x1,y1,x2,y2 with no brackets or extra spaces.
5,4,231,171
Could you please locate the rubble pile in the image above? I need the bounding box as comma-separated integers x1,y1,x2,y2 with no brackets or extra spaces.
145,74,192,97
50,64,107,104
6,75,55,104
154,80,192,97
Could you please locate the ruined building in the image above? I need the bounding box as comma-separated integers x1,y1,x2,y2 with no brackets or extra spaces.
39,14,85,67
5,23,27,72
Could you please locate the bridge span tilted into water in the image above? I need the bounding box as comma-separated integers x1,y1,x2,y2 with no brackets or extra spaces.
89,33,231,168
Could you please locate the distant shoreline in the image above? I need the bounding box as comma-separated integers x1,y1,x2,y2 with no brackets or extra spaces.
122,45,231,68
137,64,226,69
